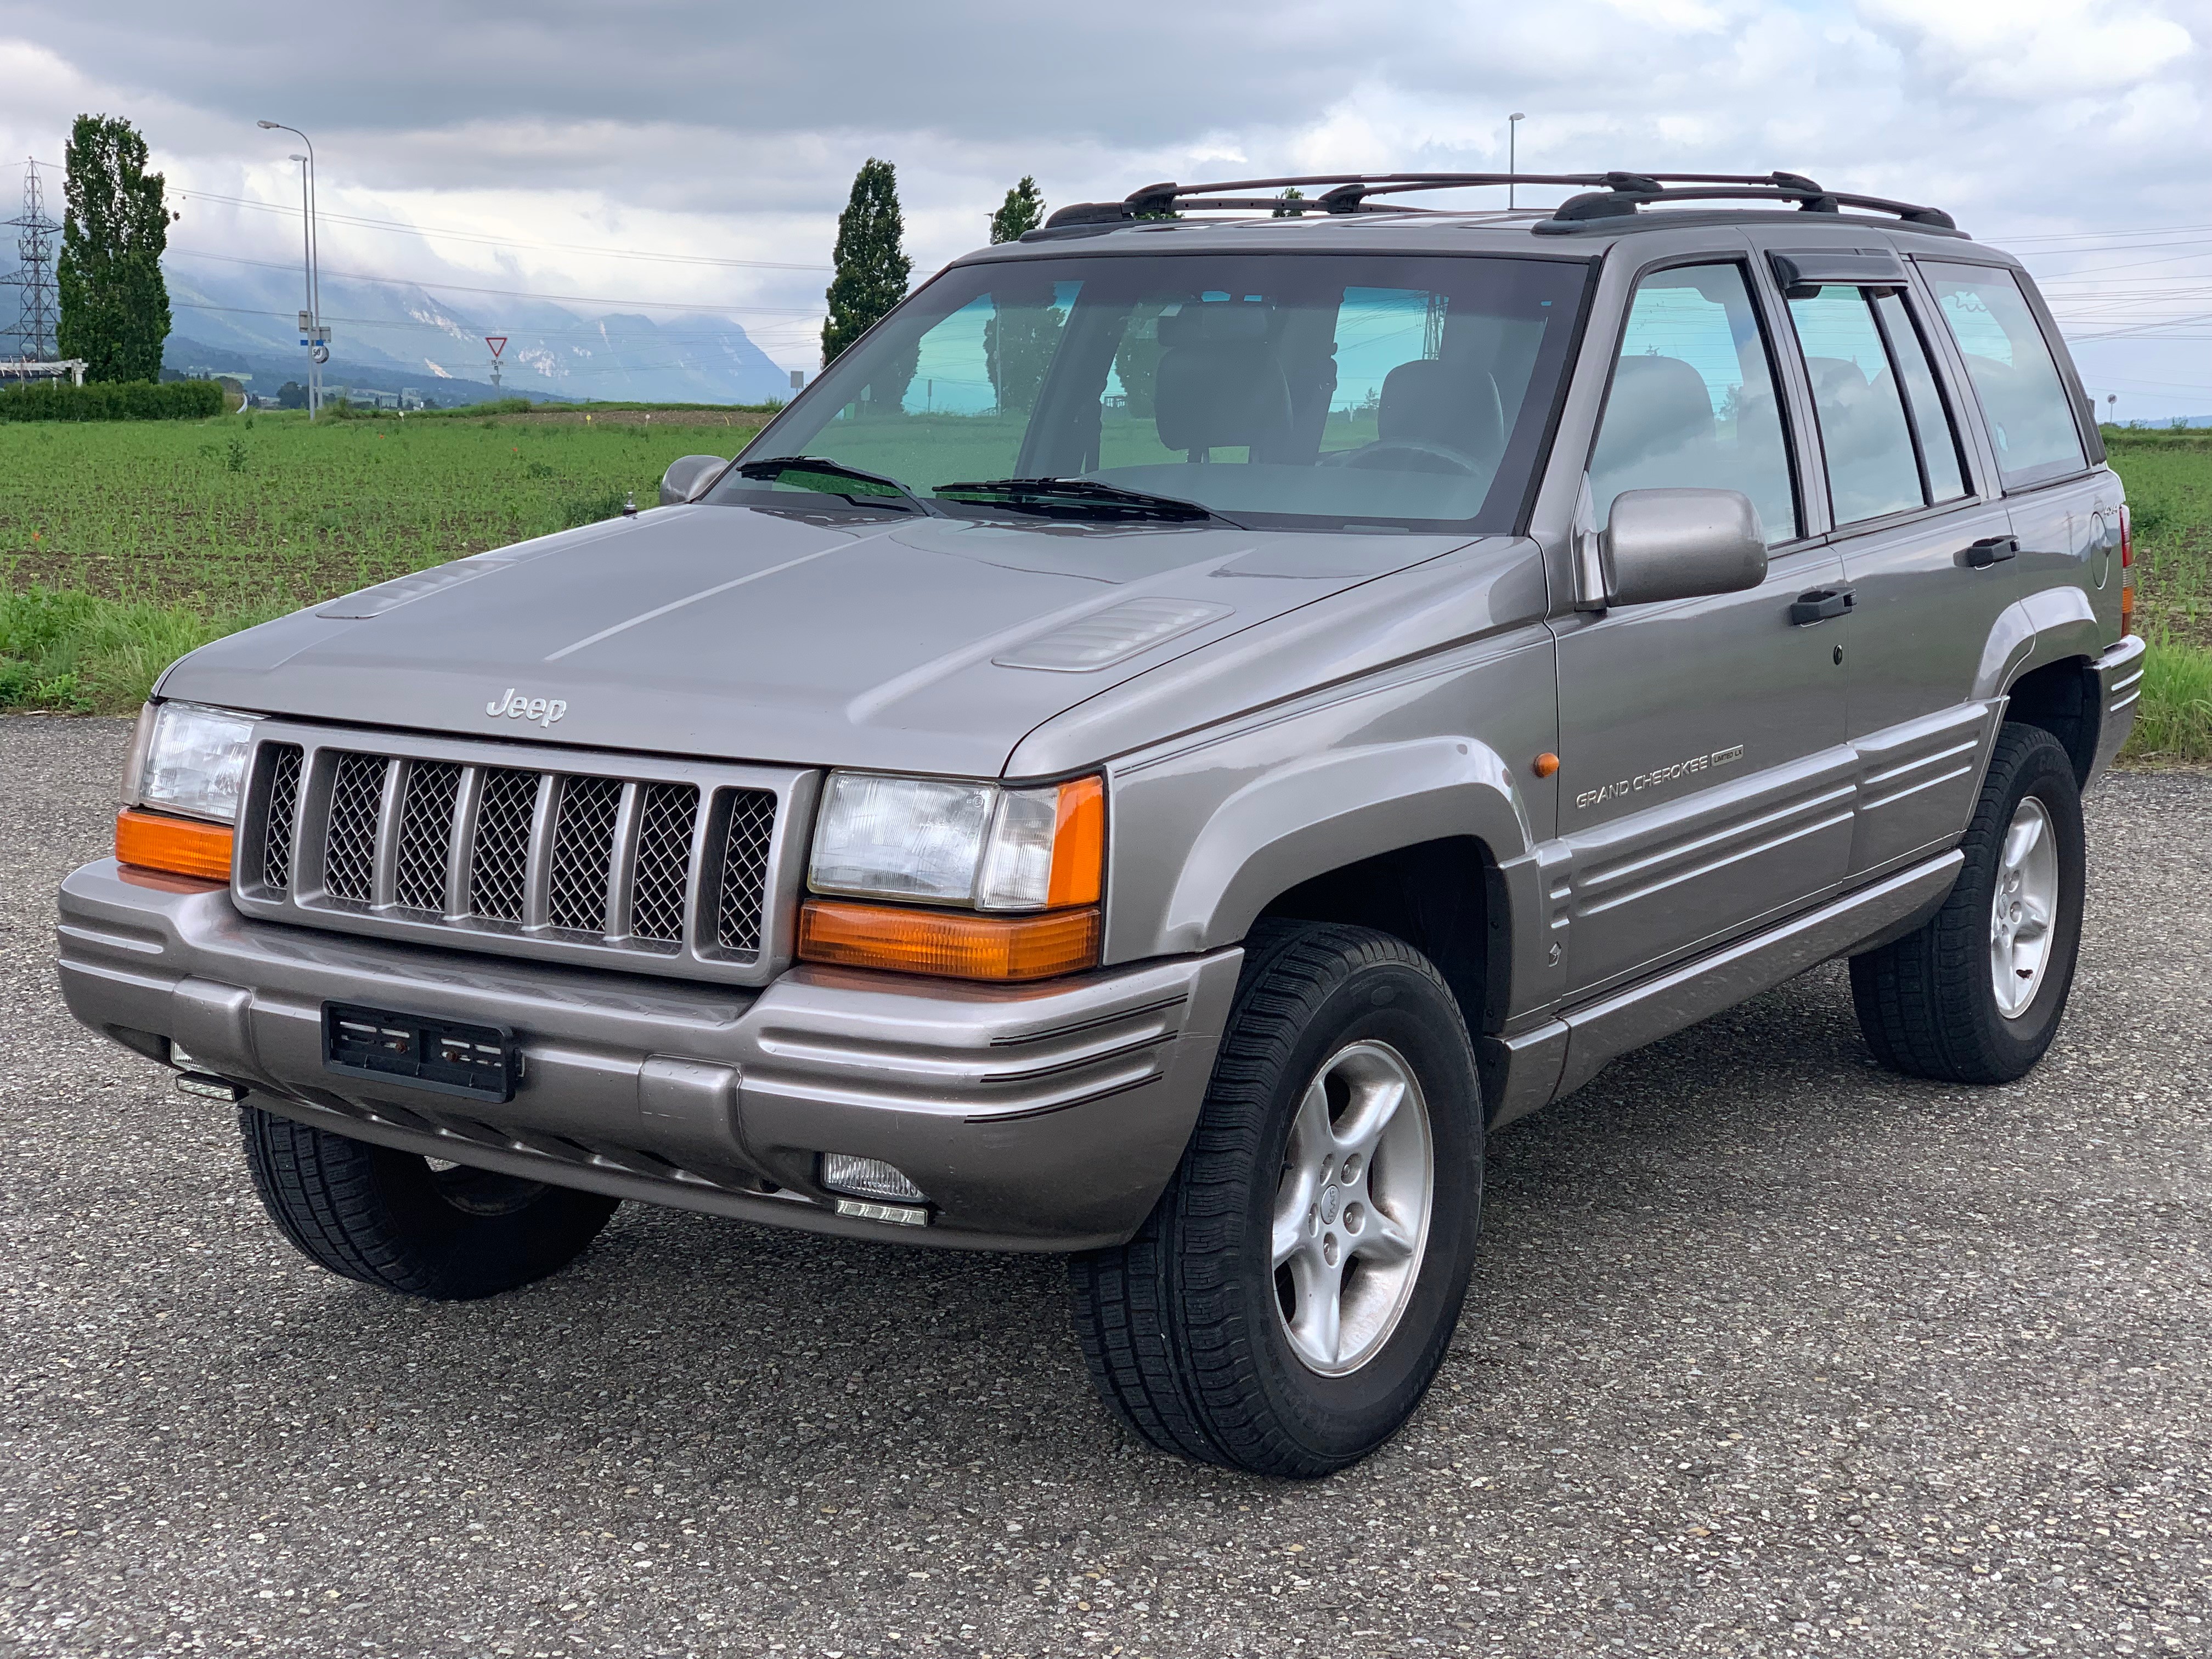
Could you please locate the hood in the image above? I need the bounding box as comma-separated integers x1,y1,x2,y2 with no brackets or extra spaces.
161,503,1478,777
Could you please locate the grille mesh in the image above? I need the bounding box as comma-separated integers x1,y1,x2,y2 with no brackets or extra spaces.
549,775,623,933
245,739,775,972
632,783,698,945
716,789,778,956
324,753,390,902
394,761,462,913
261,745,302,891
469,768,540,922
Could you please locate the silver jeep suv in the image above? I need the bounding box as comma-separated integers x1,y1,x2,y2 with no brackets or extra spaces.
59,170,2144,1476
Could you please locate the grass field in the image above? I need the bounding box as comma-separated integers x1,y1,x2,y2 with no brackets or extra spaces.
2,409,2208,759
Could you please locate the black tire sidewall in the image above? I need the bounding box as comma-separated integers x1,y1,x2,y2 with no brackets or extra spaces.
1951,731,2086,1076
1226,945,1483,1466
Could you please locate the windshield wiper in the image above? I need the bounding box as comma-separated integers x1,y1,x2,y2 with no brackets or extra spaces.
933,477,1241,527
734,455,935,514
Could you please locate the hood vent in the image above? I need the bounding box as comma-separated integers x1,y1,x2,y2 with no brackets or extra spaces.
993,597,1233,673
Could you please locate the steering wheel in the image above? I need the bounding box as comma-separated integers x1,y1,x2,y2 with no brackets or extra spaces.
1319,438,1485,476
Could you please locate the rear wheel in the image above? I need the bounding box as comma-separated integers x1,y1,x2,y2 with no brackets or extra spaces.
1850,723,2086,1084
240,1105,619,1300
1070,921,1483,1477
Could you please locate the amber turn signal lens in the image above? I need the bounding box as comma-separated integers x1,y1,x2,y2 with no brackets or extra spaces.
115,807,234,882
1532,752,1561,778
1046,775,1105,907
798,900,1102,982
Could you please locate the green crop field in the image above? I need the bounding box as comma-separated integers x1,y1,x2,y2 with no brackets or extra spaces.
2,408,2208,759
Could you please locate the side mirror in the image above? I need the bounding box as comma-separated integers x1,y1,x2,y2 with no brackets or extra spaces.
659,454,729,506
1600,488,1768,606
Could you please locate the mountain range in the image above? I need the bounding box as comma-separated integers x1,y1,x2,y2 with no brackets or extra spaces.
4,253,799,406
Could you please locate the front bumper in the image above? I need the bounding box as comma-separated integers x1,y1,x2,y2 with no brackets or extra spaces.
58,860,1242,1251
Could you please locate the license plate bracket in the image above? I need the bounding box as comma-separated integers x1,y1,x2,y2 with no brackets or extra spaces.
323,1002,519,1104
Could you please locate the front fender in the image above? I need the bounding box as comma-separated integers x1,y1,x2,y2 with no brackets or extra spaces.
1156,736,1532,953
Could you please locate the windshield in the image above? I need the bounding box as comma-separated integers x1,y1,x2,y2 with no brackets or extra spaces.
710,251,1592,532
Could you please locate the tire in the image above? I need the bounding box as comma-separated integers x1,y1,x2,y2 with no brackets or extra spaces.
1070,920,1484,1477
1850,723,2086,1084
239,1105,620,1300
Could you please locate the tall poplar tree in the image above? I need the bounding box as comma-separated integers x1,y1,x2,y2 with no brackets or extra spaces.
989,177,1046,244
56,114,175,383
821,159,911,366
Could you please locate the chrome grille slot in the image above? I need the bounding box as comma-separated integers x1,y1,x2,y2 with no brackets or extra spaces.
235,726,798,986
261,744,302,891
324,753,390,903
395,761,462,913
469,768,539,923
716,789,777,957
549,775,623,933
633,783,698,946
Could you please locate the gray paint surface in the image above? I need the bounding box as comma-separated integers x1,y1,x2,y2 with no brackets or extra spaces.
11,717,2210,1657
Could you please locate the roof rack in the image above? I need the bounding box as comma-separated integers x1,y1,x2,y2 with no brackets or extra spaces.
1037,171,1957,234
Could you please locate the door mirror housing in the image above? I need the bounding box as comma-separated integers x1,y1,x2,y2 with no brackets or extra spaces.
659,454,729,506
1600,487,1768,607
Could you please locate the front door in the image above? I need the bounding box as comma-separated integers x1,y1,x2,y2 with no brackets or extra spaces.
1551,258,1853,998
1773,269,2019,878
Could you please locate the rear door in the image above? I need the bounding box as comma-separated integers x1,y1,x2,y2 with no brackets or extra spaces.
1760,244,2018,878
1916,260,2120,638
1551,253,1853,998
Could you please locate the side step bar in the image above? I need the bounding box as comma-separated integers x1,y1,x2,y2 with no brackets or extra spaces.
1485,850,1964,1125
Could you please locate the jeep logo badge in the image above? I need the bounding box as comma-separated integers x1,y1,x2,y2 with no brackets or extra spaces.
485,688,567,727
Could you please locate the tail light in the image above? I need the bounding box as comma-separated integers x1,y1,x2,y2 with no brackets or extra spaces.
2119,504,2135,637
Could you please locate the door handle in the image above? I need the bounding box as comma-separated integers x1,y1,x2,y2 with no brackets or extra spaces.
1963,534,2019,568
1790,586,1856,625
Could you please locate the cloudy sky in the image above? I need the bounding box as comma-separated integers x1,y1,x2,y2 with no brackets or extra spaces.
1,0,2205,414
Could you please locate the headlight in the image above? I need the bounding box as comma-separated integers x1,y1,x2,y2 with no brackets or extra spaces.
809,771,1104,911
131,701,259,823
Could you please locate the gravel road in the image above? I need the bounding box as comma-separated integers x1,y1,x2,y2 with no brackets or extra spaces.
3,715,2206,1659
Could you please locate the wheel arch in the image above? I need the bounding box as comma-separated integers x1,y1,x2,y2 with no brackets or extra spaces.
1149,735,1536,1037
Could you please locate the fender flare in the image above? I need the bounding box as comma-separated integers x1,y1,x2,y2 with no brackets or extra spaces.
1974,586,2103,703
1158,735,1534,954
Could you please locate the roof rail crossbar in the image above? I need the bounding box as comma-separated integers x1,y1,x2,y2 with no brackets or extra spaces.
1036,171,1956,233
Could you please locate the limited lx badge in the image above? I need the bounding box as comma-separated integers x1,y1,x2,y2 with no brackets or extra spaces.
485,688,567,727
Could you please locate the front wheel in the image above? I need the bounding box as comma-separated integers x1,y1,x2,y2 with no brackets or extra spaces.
1070,921,1484,1477
240,1106,620,1300
1850,723,2087,1084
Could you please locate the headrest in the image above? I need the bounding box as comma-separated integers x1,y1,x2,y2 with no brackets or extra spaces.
1597,354,1716,465
1153,320,1293,458
1806,356,1867,396
1377,359,1505,460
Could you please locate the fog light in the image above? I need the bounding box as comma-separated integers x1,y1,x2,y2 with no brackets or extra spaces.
820,1153,927,1204
175,1073,247,1103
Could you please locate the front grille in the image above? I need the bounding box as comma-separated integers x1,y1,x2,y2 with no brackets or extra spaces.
718,790,777,953
245,732,790,980
262,746,302,890
325,753,389,902
469,768,539,923
549,775,623,933
634,783,699,945
394,761,461,913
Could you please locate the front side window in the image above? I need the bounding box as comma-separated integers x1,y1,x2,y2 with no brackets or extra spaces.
1918,262,2087,488
712,252,1592,533
1588,263,1798,545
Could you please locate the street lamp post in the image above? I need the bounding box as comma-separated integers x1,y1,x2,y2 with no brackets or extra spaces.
257,120,322,419
1508,112,1526,209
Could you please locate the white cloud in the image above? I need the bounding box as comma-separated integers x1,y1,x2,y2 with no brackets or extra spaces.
0,0,2204,407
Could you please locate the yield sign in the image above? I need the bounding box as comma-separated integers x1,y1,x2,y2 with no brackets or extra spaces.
486,336,507,358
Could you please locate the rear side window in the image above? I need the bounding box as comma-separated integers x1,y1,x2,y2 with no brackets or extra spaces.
1588,263,1798,545
1782,285,1974,524
1918,263,2087,488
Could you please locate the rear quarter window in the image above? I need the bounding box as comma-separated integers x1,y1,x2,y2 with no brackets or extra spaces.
1917,262,2087,489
